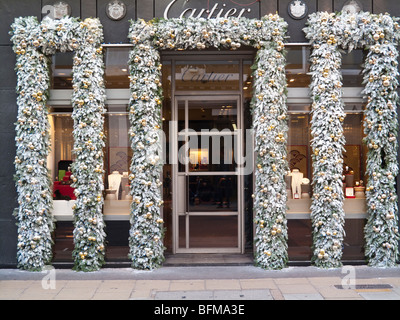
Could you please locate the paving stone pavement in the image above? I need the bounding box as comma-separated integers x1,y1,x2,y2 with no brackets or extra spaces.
0,265,399,300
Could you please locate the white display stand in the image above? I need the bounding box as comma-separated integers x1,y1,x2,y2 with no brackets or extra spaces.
286,198,367,219
51,200,75,221
51,199,131,221
103,200,131,220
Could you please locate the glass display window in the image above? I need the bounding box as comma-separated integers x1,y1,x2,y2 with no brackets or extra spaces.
49,106,133,219
343,103,367,185
49,105,132,262
46,45,370,262
51,47,131,89
103,105,131,217
341,49,364,87
104,47,130,88
243,59,253,99
286,102,367,261
286,103,367,208
51,52,73,89
48,111,75,200
175,59,240,92
286,45,311,88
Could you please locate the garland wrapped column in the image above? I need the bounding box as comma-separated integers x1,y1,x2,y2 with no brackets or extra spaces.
308,34,346,268
305,12,400,268
253,44,289,270
70,19,107,271
11,17,54,271
11,16,107,271
128,20,165,270
129,16,289,270
363,18,400,267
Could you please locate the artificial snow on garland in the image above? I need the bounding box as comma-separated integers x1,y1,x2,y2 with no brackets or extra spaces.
304,11,400,268
128,15,289,270
10,16,107,272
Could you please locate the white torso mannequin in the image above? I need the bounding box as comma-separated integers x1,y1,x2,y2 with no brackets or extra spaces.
291,169,303,199
108,171,122,199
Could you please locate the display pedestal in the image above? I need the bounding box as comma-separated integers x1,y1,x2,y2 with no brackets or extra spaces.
301,183,310,199
106,189,117,200
354,186,365,198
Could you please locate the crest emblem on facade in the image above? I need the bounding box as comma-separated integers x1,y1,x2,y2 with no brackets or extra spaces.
106,0,127,21
288,0,308,20
53,1,71,19
342,0,362,14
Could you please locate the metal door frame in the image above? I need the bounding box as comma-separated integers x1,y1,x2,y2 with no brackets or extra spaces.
172,94,244,253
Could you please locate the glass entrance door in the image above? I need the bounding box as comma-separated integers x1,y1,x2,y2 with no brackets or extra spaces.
172,96,243,253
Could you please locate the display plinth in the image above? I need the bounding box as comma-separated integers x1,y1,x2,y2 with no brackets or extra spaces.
286,199,367,219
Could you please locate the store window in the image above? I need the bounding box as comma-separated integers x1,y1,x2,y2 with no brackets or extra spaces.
50,48,132,263
104,47,130,88
286,45,311,88
103,105,131,216
48,45,367,263
52,52,73,89
50,106,132,261
49,112,75,200
286,102,367,261
342,49,364,87
285,47,367,262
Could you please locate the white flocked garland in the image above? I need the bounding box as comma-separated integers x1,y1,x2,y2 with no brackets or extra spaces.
304,11,400,268
11,16,106,271
128,15,289,270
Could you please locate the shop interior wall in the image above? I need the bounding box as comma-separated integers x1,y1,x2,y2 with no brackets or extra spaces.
0,0,399,266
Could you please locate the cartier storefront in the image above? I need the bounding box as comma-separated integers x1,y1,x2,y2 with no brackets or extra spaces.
1,0,399,269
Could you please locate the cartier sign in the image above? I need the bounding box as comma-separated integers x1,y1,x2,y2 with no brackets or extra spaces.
157,0,259,19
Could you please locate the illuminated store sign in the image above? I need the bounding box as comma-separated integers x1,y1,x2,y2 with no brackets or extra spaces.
178,66,235,82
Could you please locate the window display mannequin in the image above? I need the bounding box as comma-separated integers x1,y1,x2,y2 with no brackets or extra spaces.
108,171,122,200
291,169,303,199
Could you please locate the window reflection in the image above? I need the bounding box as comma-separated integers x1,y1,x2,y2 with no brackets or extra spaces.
287,111,311,183
51,47,132,89
188,175,238,212
286,46,311,87
342,50,364,87
285,46,365,88
103,106,131,215
286,103,367,200
49,112,75,200
343,104,367,187
175,59,240,91
187,135,236,172
104,47,130,88
188,100,237,131
52,52,73,89
243,60,253,99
